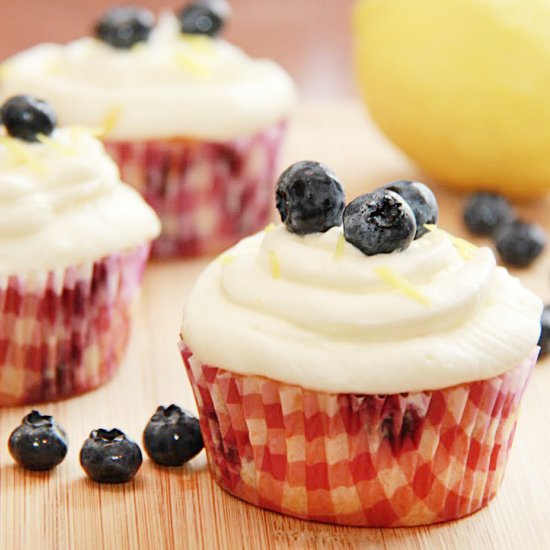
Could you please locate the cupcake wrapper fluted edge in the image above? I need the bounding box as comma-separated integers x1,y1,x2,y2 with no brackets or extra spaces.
0,245,150,406
105,122,287,258
180,343,537,527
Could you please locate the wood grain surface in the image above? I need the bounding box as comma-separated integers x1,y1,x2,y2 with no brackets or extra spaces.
1,101,550,550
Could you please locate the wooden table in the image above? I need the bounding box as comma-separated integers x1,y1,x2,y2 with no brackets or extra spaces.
1,100,549,550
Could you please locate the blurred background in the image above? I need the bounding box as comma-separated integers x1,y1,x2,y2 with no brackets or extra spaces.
0,0,356,98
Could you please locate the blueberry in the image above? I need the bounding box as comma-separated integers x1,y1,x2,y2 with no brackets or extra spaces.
8,410,68,471
538,305,550,357
1,95,56,142
343,190,416,256
80,428,142,483
381,180,438,239
463,192,514,236
494,219,546,268
95,6,154,49
275,160,345,235
178,1,229,37
143,404,204,466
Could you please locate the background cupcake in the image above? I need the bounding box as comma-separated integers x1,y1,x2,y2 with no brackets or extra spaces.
179,162,541,526
0,2,296,257
0,95,160,406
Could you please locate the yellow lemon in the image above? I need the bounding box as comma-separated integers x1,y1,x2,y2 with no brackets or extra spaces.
353,0,550,198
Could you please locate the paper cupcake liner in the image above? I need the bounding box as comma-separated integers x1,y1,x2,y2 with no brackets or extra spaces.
105,122,287,258
180,343,537,527
0,245,150,407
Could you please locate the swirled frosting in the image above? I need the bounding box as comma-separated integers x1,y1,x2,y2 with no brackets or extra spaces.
181,224,542,393
0,13,296,141
0,127,160,275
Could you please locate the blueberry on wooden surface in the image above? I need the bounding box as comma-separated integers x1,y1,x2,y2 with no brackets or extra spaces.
8,410,68,471
143,404,203,466
80,428,142,483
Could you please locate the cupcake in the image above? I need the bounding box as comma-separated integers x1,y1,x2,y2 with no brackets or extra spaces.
0,3,296,257
0,95,160,406
178,161,541,526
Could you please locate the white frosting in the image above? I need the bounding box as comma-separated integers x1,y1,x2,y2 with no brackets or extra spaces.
0,128,160,275
181,225,542,394
0,13,296,141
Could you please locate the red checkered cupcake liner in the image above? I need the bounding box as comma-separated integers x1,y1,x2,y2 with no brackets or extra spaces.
180,343,537,527
0,245,150,407
105,122,287,258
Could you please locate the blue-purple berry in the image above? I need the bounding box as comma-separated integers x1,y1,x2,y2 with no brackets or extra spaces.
382,180,438,238
276,160,345,235
143,404,203,466
1,95,56,142
8,410,68,471
343,190,416,255
178,1,228,37
463,192,513,236
538,305,550,357
80,428,142,483
493,219,546,268
95,6,154,49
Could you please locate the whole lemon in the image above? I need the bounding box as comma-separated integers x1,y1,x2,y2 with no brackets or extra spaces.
353,0,550,198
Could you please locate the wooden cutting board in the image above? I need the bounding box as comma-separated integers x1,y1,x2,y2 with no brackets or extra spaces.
1,100,549,550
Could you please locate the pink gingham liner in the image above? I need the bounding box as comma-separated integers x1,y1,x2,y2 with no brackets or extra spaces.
180,342,537,527
0,244,150,406
105,122,286,258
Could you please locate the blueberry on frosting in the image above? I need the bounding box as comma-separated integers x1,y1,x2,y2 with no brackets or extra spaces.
343,190,416,255
95,6,154,49
178,0,229,37
1,95,56,142
381,180,438,239
275,160,345,235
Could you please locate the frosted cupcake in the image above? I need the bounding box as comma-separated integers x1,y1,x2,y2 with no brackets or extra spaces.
0,95,160,406
0,3,296,257
179,161,541,526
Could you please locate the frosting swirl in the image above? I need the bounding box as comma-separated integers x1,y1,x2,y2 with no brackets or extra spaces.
0,127,160,274
0,13,296,141
181,225,542,393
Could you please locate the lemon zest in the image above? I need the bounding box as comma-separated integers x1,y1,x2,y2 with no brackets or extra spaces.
450,236,477,260
101,106,122,136
334,233,346,260
374,266,430,306
423,223,438,232
0,63,12,79
70,126,104,139
268,250,281,279
423,223,477,259
185,35,215,55
36,134,77,156
218,253,236,266
264,223,276,234
174,50,211,77
0,137,47,174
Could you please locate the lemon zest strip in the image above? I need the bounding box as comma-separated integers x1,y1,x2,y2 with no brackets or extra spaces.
424,223,477,259
174,50,211,77
0,136,47,174
101,106,122,136
334,233,346,260
36,134,78,156
218,253,236,266
268,250,281,279
374,266,431,306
